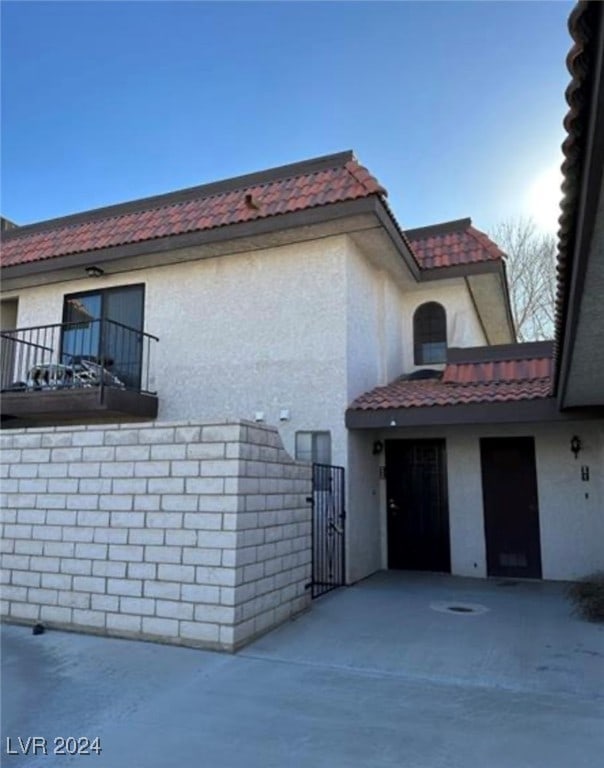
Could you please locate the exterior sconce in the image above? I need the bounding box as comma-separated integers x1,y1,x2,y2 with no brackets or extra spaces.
570,435,582,459
86,266,104,278
372,440,384,456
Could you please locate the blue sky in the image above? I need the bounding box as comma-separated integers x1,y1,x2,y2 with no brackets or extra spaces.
1,1,573,234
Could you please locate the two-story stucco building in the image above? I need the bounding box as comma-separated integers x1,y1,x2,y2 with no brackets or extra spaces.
1,146,603,646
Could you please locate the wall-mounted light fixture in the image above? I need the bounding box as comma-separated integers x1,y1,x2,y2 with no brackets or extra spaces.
570,435,582,459
372,440,384,456
254,411,265,423
86,266,104,278
279,409,290,422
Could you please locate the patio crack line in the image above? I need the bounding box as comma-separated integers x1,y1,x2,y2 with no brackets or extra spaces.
236,651,604,703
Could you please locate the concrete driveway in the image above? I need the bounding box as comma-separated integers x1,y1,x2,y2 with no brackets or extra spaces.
2,572,603,768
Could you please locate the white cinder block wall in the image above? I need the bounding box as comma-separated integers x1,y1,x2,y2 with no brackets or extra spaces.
0,421,311,651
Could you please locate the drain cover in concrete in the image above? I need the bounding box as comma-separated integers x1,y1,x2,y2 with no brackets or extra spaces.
430,601,489,616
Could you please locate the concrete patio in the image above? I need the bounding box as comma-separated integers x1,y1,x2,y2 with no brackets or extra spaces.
2,572,603,767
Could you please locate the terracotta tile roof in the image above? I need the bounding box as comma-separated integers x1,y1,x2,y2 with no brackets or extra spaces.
443,357,552,385
554,1,602,378
406,218,506,270
350,346,553,411
350,377,552,410
0,152,387,268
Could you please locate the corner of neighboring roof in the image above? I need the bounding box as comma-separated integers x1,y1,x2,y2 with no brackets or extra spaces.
554,0,603,397
1,216,19,233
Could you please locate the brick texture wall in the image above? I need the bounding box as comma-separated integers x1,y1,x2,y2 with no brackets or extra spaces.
0,421,312,651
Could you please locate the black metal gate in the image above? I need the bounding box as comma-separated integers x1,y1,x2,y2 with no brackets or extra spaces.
307,463,346,599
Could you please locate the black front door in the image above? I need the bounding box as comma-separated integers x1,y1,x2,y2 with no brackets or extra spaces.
386,439,450,572
480,437,542,579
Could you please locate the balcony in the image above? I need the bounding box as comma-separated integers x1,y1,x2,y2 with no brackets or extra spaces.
1,319,159,427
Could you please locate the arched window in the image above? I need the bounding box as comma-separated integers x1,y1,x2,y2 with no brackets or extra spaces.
413,302,447,364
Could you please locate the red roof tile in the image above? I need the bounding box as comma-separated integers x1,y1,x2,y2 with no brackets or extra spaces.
443,357,552,385
350,377,552,410
349,350,553,411
407,218,505,270
0,153,387,268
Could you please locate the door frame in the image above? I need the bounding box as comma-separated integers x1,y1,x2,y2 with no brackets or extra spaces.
480,436,542,579
385,438,451,573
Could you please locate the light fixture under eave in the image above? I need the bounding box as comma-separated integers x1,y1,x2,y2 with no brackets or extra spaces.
86,266,104,278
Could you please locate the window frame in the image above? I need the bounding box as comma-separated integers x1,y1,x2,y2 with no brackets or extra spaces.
413,301,447,365
62,284,145,329
295,431,332,465
61,283,146,389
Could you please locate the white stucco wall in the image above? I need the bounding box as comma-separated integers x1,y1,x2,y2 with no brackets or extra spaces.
345,245,386,402
343,242,488,406
2,238,350,464
342,243,490,583
345,430,382,582
400,281,488,374
4,233,515,589
353,419,604,583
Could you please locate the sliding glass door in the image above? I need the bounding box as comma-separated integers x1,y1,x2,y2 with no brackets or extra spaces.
62,285,144,389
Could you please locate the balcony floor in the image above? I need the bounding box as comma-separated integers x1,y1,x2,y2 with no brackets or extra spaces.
0,386,158,428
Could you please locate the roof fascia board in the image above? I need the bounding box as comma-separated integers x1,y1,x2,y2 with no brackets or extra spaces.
345,399,604,429
498,259,517,339
418,260,501,281
447,341,554,364
464,276,491,344
372,198,421,281
405,218,471,240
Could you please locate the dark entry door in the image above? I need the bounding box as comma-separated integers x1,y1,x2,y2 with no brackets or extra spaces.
480,437,542,579
386,439,450,572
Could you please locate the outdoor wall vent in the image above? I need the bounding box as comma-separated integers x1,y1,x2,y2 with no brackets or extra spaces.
254,411,265,422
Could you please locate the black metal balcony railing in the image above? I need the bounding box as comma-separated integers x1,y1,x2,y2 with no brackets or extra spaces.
0,319,159,396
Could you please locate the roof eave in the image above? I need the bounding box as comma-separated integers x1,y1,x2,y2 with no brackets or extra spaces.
1,195,418,291
555,1,604,404
346,398,604,429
